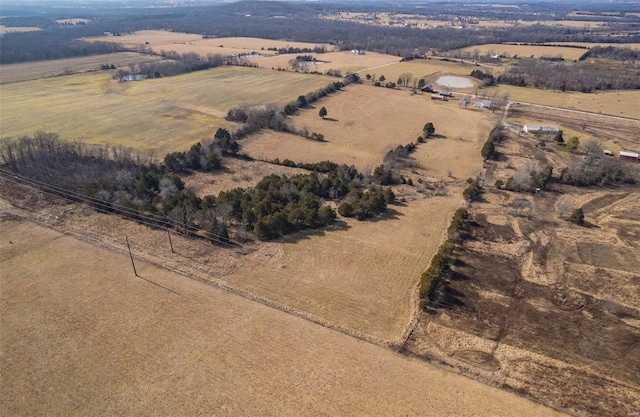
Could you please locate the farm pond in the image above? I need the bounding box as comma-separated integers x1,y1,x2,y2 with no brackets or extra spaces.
436,76,474,88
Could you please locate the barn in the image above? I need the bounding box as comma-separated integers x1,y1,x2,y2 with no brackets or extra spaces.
619,151,639,162
523,124,559,134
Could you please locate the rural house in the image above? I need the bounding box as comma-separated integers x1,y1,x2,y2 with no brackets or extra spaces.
474,99,492,109
523,124,559,134
619,151,639,162
119,74,147,82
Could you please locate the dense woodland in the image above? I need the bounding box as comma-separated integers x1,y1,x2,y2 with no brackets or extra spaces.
0,133,395,242
2,1,640,64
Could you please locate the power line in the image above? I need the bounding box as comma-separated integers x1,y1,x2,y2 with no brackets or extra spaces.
0,168,240,248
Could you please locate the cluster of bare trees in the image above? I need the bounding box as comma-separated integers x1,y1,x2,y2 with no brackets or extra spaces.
560,140,637,186
498,58,640,92
0,132,150,192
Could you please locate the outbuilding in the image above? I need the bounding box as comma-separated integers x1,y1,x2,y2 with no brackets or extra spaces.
619,151,639,162
523,124,559,134
431,94,448,101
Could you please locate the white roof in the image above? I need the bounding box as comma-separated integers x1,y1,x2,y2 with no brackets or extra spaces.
524,124,559,132
619,151,639,158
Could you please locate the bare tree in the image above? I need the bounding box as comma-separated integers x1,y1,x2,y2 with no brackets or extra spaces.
399,72,413,87
555,195,575,219
582,139,602,156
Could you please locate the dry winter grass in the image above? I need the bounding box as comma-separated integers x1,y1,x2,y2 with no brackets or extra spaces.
0,52,164,84
0,217,568,417
0,25,40,34
0,67,334,155
86,31,337,56
243,83,496,176
455,43,590,60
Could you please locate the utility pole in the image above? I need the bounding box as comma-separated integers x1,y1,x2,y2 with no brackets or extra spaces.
125,236,138,277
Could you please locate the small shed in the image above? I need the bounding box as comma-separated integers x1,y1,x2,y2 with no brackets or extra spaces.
431,94,448,101
523,124,559,134
603,150,613,156
619,151,639,162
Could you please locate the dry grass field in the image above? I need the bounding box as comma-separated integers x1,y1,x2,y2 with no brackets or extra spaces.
0,67,335,155
455,44,590,60
87,31,337,57
0,216,567,417
0,52,164,84
483,84,570,107
254,51,399,74
242,83,496,176
507,103,640,151
564,90,640,119
406,130,640,417
359,58,480,86
0,25,40,34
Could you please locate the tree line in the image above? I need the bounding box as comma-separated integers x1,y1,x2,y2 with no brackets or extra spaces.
497,57,640,92
0,133,396,242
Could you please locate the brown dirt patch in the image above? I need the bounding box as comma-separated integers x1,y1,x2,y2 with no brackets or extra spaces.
406,130,640,417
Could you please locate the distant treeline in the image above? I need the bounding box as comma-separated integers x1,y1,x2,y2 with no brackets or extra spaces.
579,45,640,61
0,32,127,64
226,79,349,140
3,1,640,64
0,132,395,242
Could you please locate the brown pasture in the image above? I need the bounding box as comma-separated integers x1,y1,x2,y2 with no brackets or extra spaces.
254,51,400,74
0,217,566,417
360,59,480,86
507,103,640,151
455,44,590,60
242,83,496,177
0,52,164,84
564,90,640,119
0,25,40,34
0,67,334,156
86,31,337,57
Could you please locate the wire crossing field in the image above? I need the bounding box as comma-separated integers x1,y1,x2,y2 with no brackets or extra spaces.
0,66,337,155
0,218,567,417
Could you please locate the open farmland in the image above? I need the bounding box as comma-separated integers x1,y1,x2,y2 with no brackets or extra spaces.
0,25,40,34
255,51,399,74
0,52,164,84
507,103,640,151
242,83,495,177
0,216,567,417
0,66,335,155
87,31,337,57
564,90,640,120
359,58,481,87
455,44,590,61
